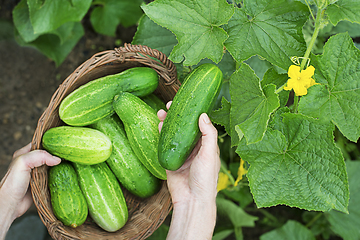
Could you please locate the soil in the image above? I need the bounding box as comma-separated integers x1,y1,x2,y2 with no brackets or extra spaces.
0,0,136,213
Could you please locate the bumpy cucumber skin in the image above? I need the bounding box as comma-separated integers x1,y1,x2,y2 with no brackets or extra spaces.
141,93,166,112
59,67,159,126
90,114,162,198
158,63,223,171
48,162,88,228
73,162,128,232
113,92,167,180
42,126,112,165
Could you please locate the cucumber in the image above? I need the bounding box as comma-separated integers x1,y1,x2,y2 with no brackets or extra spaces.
113,92,167,180
90,114,162,198
42,126,112,165
141,93,166,112
59,67,159,126
73,162,128,232
48,162,88,228
158,63,223,171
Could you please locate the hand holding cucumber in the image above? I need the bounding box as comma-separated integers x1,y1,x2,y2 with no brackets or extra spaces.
158,102,220,240
0,143,61,239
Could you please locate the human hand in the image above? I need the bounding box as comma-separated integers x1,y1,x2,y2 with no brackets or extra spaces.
0,143,61,239
158,101,220,240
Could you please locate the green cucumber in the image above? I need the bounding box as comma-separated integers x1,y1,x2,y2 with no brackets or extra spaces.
90,114,162,198
42,126,112,165
59,67,159,126
141,93,166,112
48,162,88,228
113,92,167,180
158,63,223,170
73,162,128,232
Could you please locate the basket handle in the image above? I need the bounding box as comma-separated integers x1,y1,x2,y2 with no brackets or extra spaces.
115,44,178,85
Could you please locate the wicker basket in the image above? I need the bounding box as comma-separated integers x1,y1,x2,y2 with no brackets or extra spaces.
30,44,180,240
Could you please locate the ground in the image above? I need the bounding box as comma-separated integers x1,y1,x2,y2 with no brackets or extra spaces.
0,1,136,238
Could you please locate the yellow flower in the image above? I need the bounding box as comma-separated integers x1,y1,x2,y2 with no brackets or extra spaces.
217,171,231,192
234,159,248,186
284,65,317,96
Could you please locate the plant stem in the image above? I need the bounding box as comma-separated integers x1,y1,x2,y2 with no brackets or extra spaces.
300,7,324,70
293,95,299,113
220,164,236,186
305,212,323,228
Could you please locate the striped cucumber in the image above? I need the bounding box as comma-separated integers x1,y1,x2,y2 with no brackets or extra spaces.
141,93,166,112
42,126,112,165
158,63,223,170
113,92,167,180
48,162,88,228
90,114,162,198
73,162,128,232
59,67,159,126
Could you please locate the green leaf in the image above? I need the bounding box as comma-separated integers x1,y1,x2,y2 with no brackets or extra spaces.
230,63,280,146
326,160,360,240
132,14,177,56
298,33,360,142
12,0,40,43
216,197,258,228
211,97,231,135
224,0,308,70
212,229,234,240
146,223,169,240
90,0,143,36
326,0,360,26
245,55,273,80
261,68,289,107
27,0,91,35
237,113,349,212
142,0,234,65
260,220,316,240
15,22,84,66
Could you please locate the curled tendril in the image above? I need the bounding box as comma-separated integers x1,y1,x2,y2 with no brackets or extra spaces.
290,56,311,69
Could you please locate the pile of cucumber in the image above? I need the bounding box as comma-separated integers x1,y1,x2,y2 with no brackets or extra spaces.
42,63,223,232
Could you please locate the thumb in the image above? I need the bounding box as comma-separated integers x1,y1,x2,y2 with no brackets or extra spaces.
198,113,218,149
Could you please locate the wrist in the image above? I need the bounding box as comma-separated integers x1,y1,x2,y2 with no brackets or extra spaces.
167,198,217,240
0,189,16,239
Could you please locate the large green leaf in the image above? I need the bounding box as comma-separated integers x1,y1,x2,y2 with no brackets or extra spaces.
298,33,360,142
132,15,177,56
90,0,144,36
260,220,315,240
326,160,360,240
224,0,308,70
230,63,280,146
326,0,360,26
27,0,91,35
15,22,84,66
142,0,234,66
237,113,349,212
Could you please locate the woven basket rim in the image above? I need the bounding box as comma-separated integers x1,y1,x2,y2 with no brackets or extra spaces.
30,44,180,240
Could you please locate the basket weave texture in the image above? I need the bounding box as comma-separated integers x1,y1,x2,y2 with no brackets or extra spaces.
30,44,180,240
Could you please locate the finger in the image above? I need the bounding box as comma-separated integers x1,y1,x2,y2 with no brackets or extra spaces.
158,121,164,133
16,150,61,170
157,109,167,122
198,113,218,149
166,101,172,110
13,143,32,159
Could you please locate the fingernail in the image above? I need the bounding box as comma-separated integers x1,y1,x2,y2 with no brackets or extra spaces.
53,156,61,162
203,113,210,124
